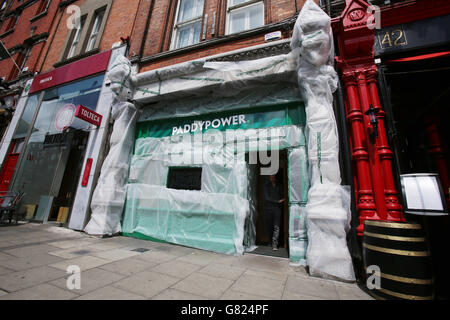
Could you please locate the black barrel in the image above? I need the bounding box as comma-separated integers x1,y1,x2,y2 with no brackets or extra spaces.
363,220,434,300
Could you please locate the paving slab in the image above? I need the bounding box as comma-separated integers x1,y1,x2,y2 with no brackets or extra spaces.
50,267,127,296
91,248,141,262
220,290,271,300
282,290,329,300
175,251,219,266
334,282,374,300
48,247,105,260
229,274,285,299
4,244,59,258
49,239,99,250
49,255,111,272
151,260,202,279
75,285,146,300
244,269,288,282
0,283,78,300
0,265,14,276
99,258,157,276
172,272,234,299
152,288,207,300
112,270,181,299
0,253,65,271
0,252,15,261
197,263,246,281
284,275,340,300
0,266,66,292
134,250,179,264
231,254,289,274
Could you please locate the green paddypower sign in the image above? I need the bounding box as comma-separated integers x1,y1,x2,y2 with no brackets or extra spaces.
137,103,306,139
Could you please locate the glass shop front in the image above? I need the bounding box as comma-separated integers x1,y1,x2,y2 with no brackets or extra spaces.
9,74,104,224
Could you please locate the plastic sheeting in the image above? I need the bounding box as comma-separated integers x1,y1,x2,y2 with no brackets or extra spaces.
133,53,298,103
84,55,139,236
124,124,309,255
288,147,309,265
291,0,355,281
123,184,248,255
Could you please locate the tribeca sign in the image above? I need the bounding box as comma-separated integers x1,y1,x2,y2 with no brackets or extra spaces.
74,105,102,127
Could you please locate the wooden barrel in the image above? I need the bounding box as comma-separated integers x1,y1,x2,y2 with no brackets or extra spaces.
363,220,434,300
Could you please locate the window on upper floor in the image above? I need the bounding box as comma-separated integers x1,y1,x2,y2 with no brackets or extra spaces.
226,0,264,35
35,0,51,16
171,0,204,50
66,15,86,59
4,15,18,32
85,8,105,52
60,1,111,62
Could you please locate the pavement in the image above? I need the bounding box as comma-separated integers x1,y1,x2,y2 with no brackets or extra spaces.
0,222,373,300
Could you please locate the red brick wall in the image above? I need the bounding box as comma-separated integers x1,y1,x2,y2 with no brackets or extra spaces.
0,0,59,80
38,0,141,74
137,0,318,73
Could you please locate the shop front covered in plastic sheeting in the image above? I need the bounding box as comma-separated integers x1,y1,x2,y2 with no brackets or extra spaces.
85,0,355,282
122,83,310,264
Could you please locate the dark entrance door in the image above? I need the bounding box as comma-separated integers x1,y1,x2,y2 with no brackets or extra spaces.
47,129,89,224
252,149,289,258
380,54,450,299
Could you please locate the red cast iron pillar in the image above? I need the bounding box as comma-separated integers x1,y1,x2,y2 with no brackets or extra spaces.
333,0,404,235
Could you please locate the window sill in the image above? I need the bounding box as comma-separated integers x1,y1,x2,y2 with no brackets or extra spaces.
0,28,15,38
30,10,48,23
54,48,100,68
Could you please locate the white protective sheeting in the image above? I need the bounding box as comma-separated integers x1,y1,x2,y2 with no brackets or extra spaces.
84,55,139,235
123,184,248,255
291,0,355,281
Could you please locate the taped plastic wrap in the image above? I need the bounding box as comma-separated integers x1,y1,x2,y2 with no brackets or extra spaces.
122,184,248,255
288,147,309,265
133,53,298,102
84,54,138,236
139,83,303,123
291,0,355,281
289,205,308,266
125,124,309,254
244,163,258,252
306,184,354,281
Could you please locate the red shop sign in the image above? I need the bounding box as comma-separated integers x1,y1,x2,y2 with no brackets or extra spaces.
74,105,102,127
29,50,112,94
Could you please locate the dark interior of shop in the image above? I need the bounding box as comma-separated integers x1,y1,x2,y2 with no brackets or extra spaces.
381,53,450,300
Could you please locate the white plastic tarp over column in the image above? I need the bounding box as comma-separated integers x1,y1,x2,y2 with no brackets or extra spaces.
291,0,355,281
84,55,138,235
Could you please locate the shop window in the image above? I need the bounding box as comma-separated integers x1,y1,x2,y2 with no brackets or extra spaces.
226,0,264,35
171,0,204,50
7,50,25,81
167,167,202,191
85,8,105,52
65,15,86,59
9,74,105,213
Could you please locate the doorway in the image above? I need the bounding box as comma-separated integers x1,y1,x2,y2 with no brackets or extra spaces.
381,54,450,299
249,149,289,258
47,129,89,225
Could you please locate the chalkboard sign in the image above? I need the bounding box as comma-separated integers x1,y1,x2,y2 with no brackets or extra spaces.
167,167,202,191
